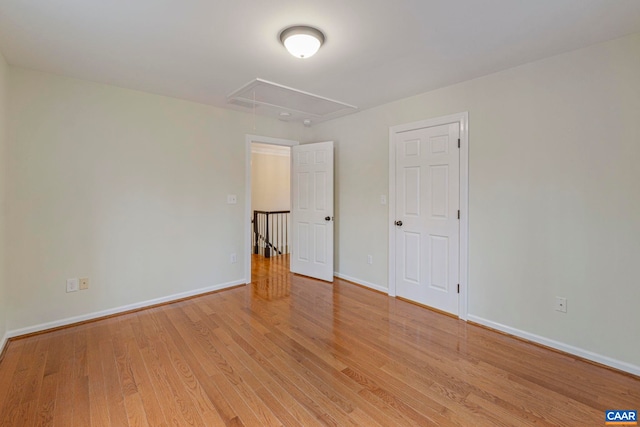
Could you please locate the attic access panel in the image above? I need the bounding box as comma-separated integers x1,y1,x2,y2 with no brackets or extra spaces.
227,78,357,124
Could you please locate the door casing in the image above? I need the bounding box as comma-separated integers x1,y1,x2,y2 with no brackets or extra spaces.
388,112,469,320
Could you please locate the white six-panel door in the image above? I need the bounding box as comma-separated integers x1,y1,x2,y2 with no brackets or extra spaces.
394,123,460,315
291,142,334,282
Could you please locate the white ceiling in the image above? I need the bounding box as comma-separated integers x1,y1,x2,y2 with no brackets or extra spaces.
1,0,639,125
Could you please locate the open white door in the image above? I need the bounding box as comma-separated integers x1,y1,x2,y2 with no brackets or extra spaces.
290,141,334,282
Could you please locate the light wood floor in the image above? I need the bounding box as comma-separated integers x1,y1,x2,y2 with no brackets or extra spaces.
0,254,638,426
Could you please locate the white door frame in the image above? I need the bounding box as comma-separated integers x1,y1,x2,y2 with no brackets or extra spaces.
388,112,469,320
244,134,299,284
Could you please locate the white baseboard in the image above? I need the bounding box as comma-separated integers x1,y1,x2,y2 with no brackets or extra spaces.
467,314,640,377
0,331,8,357
7,279,245,339
334,272,389,294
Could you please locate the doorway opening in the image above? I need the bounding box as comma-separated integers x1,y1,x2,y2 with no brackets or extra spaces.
244,135,299,284
251,142,291,283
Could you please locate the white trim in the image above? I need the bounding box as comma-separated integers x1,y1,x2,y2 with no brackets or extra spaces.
245,134,299,147
468,315,640,377
334,272,388,294
7,279,245,339
244,134,299,284
459,113,469,320
388,127,397,297
0,331,8,356
251,143,291,157
388,112,469,320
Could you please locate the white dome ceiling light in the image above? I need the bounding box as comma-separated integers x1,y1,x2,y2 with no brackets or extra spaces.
279,26,325,59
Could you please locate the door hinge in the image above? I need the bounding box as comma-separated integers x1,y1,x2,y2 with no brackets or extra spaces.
457,210,460,219
458,138,460,148
457,284,460,294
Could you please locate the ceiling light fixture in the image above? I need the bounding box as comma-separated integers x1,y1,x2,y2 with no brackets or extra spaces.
279,26,325,59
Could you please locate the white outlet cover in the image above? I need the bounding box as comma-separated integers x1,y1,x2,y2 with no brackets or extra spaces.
555,297,567,313
227,194,237,204
66,278,79,293
380,195,387,205
230,253,237,263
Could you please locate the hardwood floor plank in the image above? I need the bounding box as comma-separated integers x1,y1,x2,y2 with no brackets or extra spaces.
163,305,283,427
379,359,523,427
213,321,325,426
265,324,397,426
153,320,241,425
68,327,91,427
34,372,58,427
137,310,206,426
0,341,27,409
50,331,75,427
123,392,150,427
216,304,396,425
71,374,90,427
0,254,638,426
86,324,112,426
378,334,571,425
0,339,41,425
119,316,168,427
273,294,468,425
100,333,129,426
21,337,51,409
342,366,439,426
288,281,581,426
156,307,262,426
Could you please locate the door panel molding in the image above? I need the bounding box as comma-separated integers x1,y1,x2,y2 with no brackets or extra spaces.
290,141,335,282
388,112,469,320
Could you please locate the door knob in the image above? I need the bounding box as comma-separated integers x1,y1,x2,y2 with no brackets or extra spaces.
395,220,403,226
325,216,331,221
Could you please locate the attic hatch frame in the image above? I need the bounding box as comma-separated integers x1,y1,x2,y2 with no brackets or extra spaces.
227,78,357,125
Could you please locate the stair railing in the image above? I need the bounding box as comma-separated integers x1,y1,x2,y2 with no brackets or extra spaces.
253,210,290,258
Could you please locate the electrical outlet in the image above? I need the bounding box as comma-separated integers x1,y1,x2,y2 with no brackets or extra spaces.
227,194,237,204
79,277,89,290
66,278,79,293
230,253,237,263
555,297,567,313
367,255,373,265
380,195,387,205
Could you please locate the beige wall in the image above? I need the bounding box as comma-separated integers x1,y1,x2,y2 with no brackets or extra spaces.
6,68,302,332
251,151,291,212
308,33,640,370
2,32,639,374
0,51,7,345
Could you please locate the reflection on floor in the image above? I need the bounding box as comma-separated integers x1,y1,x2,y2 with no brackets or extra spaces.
251,253,291,300
0,253,637,425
